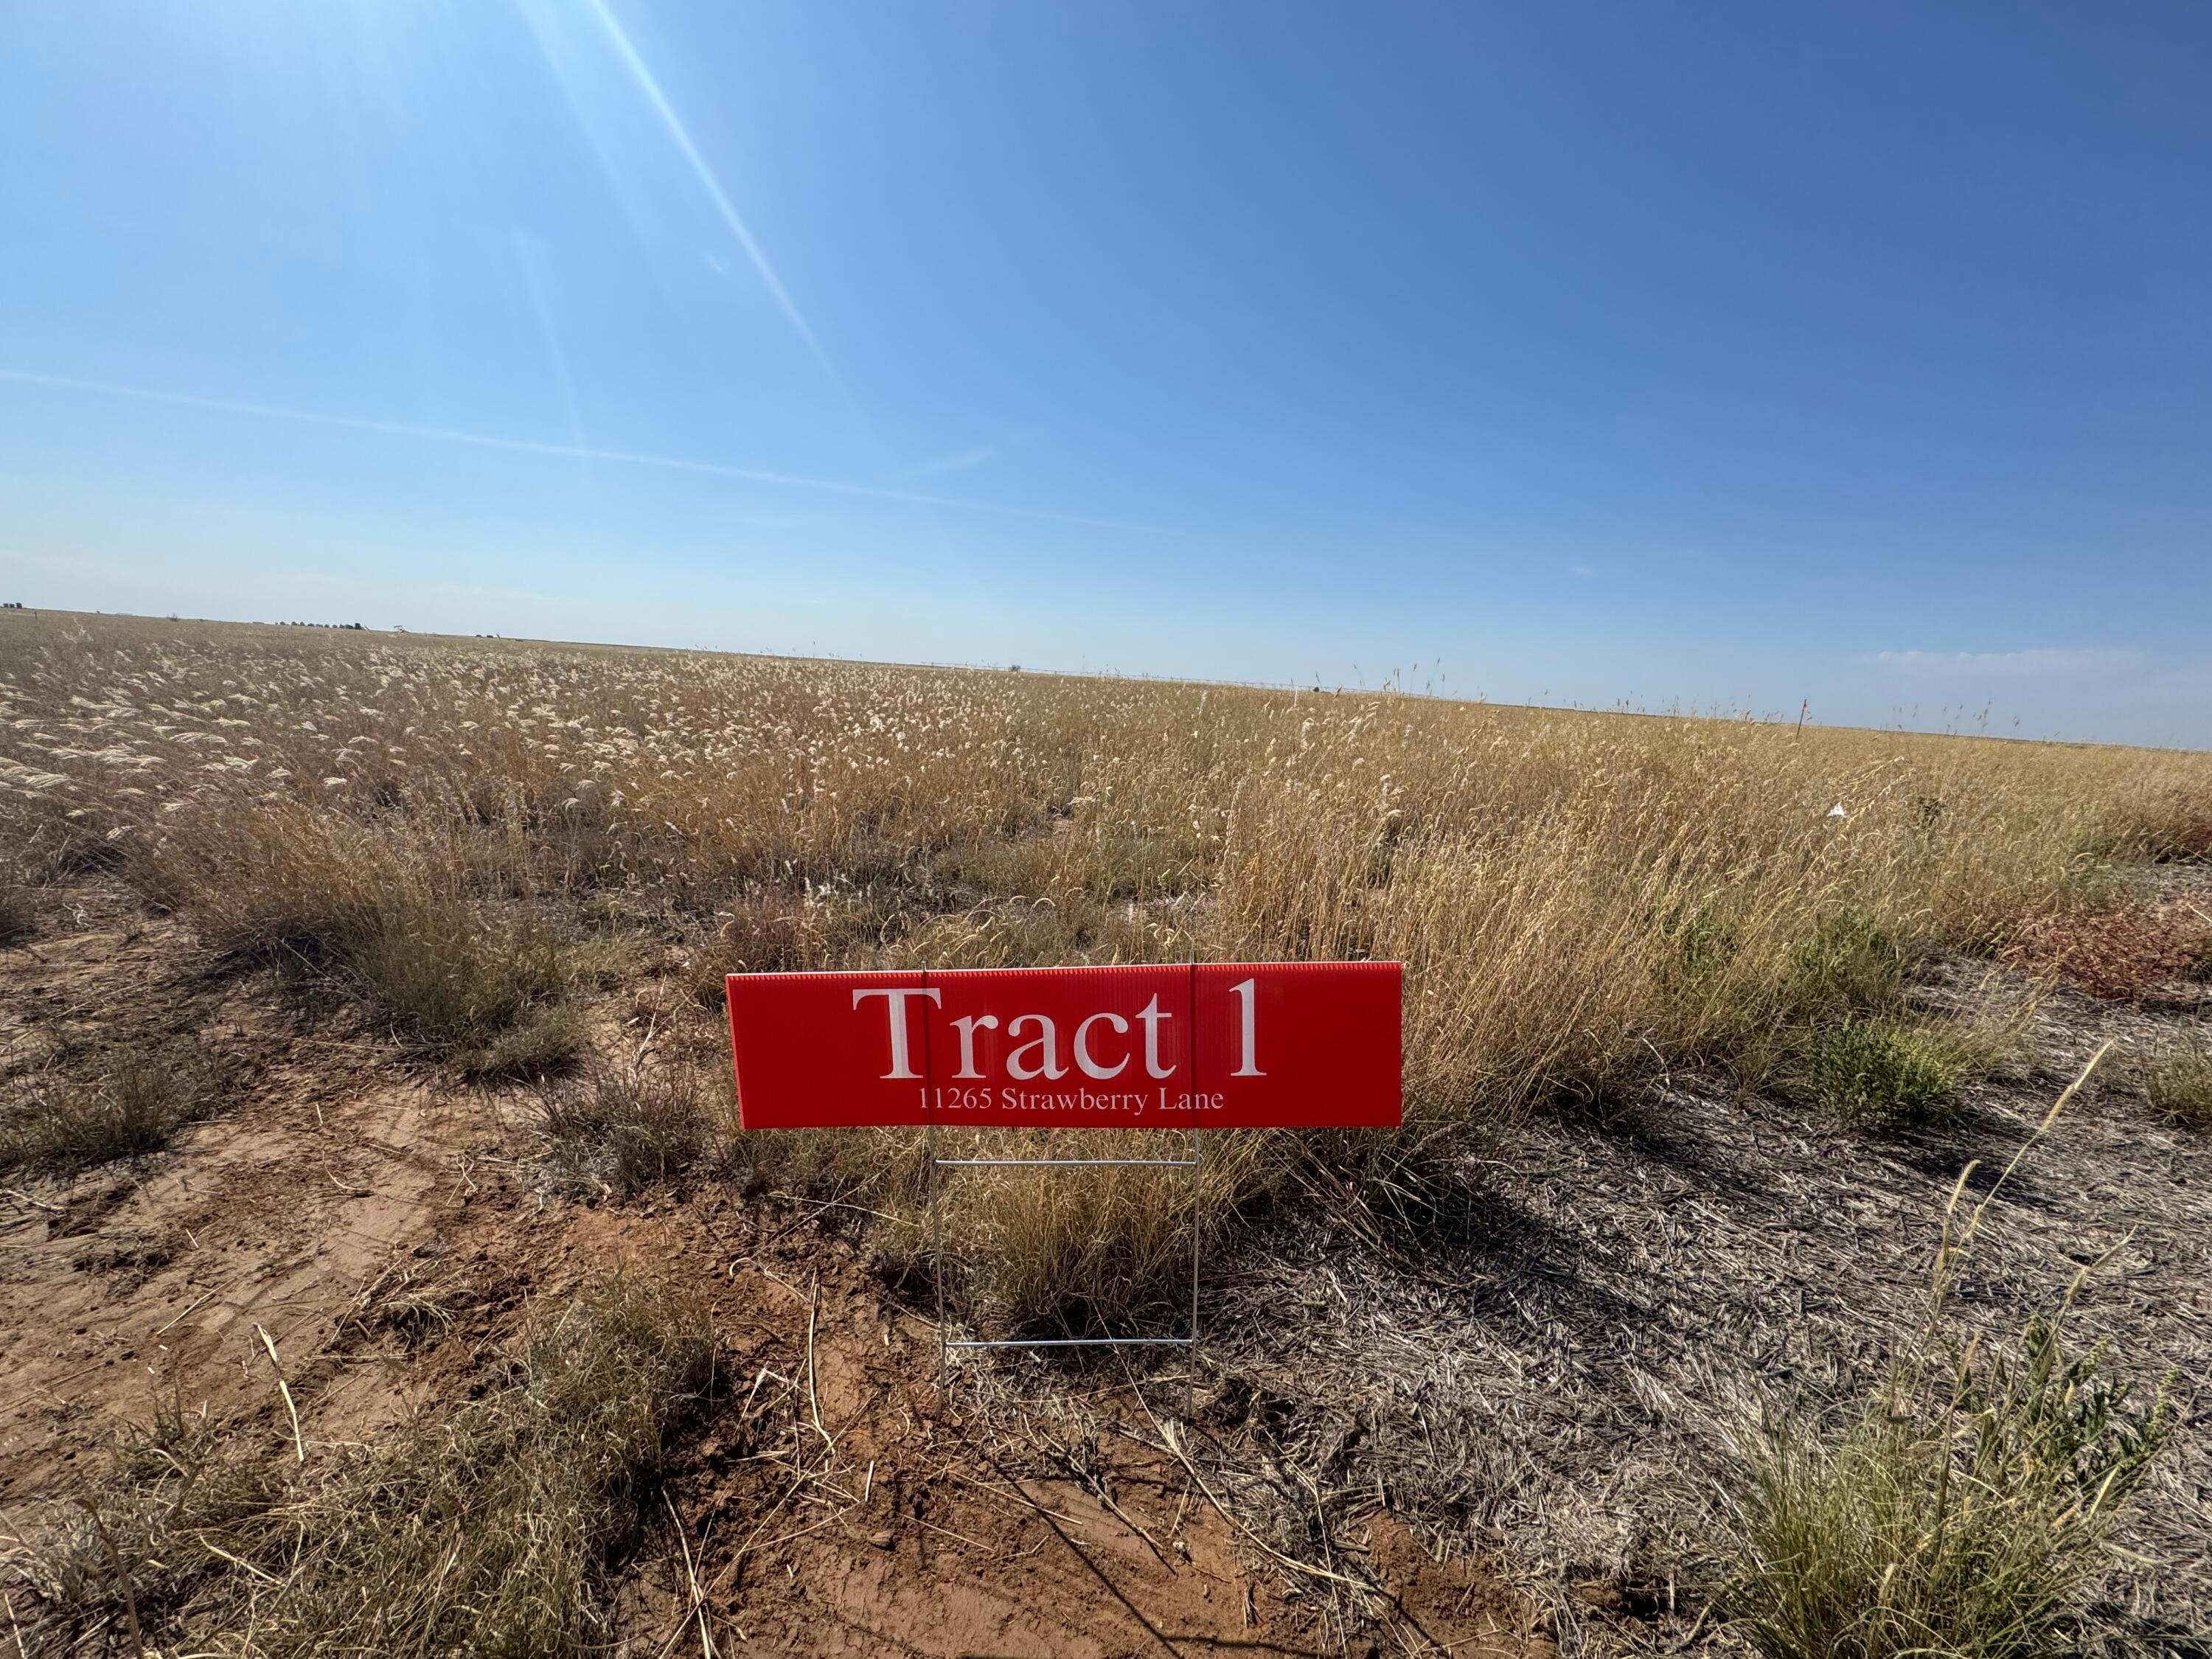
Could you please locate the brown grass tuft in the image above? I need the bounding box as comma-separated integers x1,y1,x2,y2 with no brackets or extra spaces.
0,1040,224,1172
2138,790,2212,863
18,1275,716,1654
933,1130,1295,1335
538,1056,720,1196
2142,1043,2212,1130
134,804,585,1075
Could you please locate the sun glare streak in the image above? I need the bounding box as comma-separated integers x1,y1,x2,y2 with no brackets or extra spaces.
0,367,1175,538
574,0,850,402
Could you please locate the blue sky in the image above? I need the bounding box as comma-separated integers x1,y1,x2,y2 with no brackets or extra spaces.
2,2,2207,746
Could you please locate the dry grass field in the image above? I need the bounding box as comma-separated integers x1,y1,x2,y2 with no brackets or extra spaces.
3,609,2210,1656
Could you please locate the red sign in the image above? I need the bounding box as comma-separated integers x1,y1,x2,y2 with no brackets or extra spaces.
726,962,1401,1130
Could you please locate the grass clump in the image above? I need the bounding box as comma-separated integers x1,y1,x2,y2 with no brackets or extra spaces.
2142,1045,2212,1130
139,806,583,1077
0,1041,223,1173
1730,1315,2171,1659
538,1059,720,1196
721,1120,933,1216
723,1119,1287,1339
24,1276,716,1655
317,899,585,1078
352,905,569,1045
1806,1021,1956,1130
1787,909,1904,1018
1667,901,1740,984
459,1004,587,1082
933,1127,1295,1336
1731,1047,2173,1659
253,1274,717,1650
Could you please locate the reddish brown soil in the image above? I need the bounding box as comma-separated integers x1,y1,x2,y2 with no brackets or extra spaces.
0,886,1537,1658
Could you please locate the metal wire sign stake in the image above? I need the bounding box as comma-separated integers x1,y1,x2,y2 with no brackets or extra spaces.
726,960,1402,1377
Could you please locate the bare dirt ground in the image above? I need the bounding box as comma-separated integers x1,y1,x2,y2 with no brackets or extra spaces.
1,877,1539,1657
4,869,2209,1655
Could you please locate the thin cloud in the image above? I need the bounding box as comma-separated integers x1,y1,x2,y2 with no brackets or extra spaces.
0,368,1177,537
511,232,587,450
895,427,1040,483
1867,648,2149,678
895,444,1000,482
